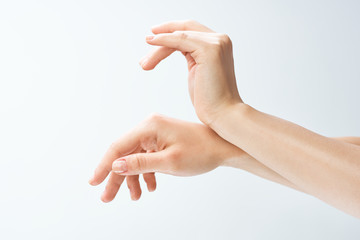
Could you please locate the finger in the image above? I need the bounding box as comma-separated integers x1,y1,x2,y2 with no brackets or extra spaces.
139,46,175,70
145,32,206,55
88,129,141,186
141,20,213,71
101,172,125,203
143,172,157,192
112,150,168,175
126,175,142,201
151,20,214,34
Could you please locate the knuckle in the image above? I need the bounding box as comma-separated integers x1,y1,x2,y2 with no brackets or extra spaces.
174,31,187,40
167,149,182,171
206,33,232,57
169,149,181,160
139,113,167,141
219,33,232,44
217,33,232,49
133,153,147,171
145,113,162,124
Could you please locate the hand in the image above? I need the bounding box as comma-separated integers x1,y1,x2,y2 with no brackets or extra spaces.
140,20,243,126
88,114,246,202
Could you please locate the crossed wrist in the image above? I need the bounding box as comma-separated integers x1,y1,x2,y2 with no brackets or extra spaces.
208,102,249,131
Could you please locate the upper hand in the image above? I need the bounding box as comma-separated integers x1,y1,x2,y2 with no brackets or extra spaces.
140,20,243,126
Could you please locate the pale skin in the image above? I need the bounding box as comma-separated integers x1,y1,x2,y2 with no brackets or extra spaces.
88,20,360,218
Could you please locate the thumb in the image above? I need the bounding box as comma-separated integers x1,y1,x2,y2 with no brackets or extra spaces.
112,151,167,175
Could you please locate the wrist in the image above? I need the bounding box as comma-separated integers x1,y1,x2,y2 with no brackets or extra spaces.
219,146,252,169
208,102,251,132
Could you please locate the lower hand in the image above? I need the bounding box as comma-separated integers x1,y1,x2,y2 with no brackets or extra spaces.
88,114,245,202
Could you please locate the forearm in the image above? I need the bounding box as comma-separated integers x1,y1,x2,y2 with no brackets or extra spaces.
223,137,360,195
212,103,360,217
334,137,360,146
223,152,304,192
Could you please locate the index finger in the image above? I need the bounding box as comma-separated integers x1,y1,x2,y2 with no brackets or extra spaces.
141,20,213,70
88,129,142,186
151,20,214,34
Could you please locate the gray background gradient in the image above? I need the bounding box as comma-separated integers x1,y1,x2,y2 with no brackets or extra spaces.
0,0,359,239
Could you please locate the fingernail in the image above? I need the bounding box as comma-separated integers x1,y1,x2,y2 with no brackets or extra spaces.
146,35,155,41
113,159,127,173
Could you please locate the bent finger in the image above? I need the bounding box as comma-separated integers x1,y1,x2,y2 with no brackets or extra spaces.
143,172,157,192
140,46,175,70
146,31,207,55
126,175,142,201
101,172,126,203
89,128,142,186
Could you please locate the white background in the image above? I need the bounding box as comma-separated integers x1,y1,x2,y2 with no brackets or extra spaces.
0,0,359,239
